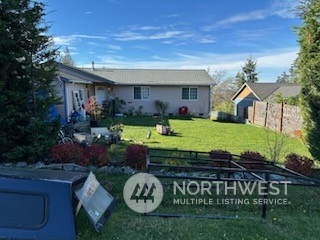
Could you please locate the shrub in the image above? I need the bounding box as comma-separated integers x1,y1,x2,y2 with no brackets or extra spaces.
48,143,84,164
124,144,148,170
239,151,267,169
284,153,314,176
154,100,169,115
209,150,232,167
83,144,110,167
48,143,110,167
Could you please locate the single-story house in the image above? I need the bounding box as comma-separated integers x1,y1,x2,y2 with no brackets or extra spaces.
231,82,300,119
54,62,214,120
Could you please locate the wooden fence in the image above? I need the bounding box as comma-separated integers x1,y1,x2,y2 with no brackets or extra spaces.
248,101,302,136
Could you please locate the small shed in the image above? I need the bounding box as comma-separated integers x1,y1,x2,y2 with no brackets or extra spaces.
232,82,300,119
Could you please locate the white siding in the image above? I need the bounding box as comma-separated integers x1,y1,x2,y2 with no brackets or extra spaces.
113,85,210,115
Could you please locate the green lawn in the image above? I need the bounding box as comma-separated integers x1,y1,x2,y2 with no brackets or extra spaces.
109,116,310,162
77,174,320,240
76,116,318,240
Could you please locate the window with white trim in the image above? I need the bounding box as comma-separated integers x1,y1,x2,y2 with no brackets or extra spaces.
181,87,198,100
134,86,150,100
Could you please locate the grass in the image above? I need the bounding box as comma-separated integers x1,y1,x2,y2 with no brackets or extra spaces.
76,174,320,240
106,115,310,162
75,116,317,240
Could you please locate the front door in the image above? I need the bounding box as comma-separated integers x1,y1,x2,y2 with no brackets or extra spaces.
95,86,107,105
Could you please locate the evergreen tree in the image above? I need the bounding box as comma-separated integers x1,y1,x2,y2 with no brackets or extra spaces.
0,0,60,162
289,60,299,83
296,0,320,160
276,71,291,83
276,60,299,83
236,56,259,87
60,46,76,67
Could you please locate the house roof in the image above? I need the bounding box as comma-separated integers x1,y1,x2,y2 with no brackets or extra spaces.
56,62,114,84
232,82,300,101
80,68,213,86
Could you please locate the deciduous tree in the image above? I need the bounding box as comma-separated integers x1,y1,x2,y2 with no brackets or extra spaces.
211,70,237,114
60,46,76,67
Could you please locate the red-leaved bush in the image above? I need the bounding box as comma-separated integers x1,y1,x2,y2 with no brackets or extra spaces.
209,150,232,167
48,143,110,167
48,143,84,164
239,151,267,169
82,144,110,167
284,153,314,176
124,144,148,170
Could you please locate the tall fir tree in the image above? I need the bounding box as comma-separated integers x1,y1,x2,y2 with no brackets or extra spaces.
235,56,259,87
276,59,299,83
276,71,291,83
0,0,60,162
296,0,320,160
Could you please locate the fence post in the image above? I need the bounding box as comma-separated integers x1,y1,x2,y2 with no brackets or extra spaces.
279,102,284,133
264,102,269,128
252,101,256,124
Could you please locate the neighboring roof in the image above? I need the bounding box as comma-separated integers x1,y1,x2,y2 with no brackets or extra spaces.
232,82,300,101
267,84,300,100
80,68,213,86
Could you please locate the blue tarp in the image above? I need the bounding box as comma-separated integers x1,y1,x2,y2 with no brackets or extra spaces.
49,105,67,126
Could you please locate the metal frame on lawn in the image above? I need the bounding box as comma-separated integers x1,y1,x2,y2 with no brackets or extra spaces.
145,148,320,219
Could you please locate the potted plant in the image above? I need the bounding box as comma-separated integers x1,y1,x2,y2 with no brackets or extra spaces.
84,96,102,127
154,100,171,135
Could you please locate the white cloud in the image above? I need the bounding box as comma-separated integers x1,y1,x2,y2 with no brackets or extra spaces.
107,44,122,50
163,13,180,18
203,1,298,31
52,34,108,46
271,0,299,19
198,36,215,43
53,36,74,45
217,10,267,26
114,30,185,41
151,55,168,61
127,25,161,31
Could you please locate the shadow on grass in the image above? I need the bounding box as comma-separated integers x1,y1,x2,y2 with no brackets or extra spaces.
101,115,195,128
212,119,244,124
103,115,195,128
118,115,166,127
167,115,194,121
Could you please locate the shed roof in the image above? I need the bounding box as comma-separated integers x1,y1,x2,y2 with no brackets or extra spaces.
232,82,300,101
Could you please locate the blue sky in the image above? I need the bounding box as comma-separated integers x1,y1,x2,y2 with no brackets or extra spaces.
44,0,300,82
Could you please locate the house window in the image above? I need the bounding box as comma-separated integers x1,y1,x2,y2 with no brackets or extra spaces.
134,86,150,100
182,87,198,100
